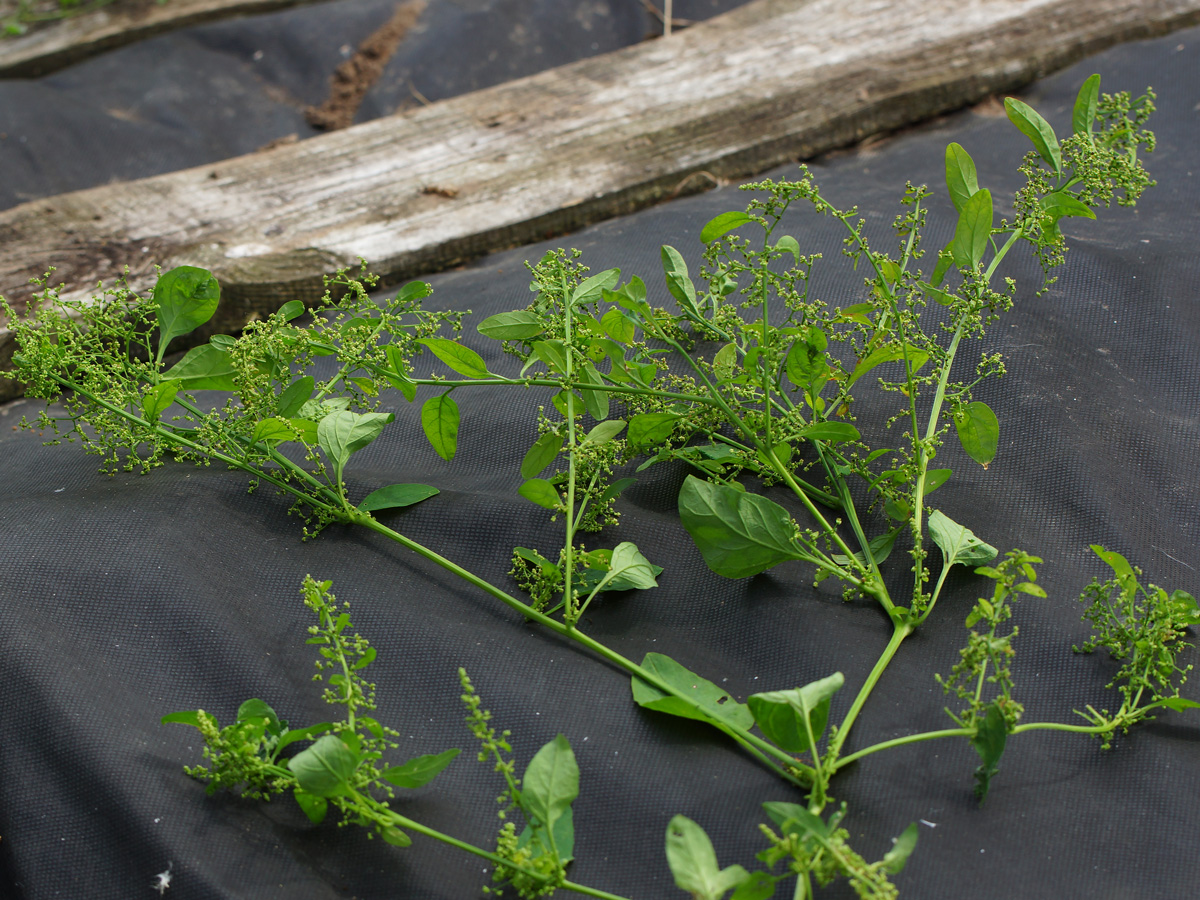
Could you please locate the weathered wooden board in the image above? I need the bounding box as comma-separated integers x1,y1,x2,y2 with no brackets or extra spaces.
3,0,1199,400
0,0,320,77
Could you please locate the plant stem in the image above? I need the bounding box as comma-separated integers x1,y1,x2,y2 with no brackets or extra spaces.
833,727,972,769
826,620,913,761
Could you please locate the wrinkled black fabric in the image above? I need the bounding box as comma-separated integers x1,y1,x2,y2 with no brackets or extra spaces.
2,17,1199,900
0,0,744,210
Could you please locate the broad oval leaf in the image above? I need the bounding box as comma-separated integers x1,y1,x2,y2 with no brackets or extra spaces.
277,299,306,321
141,382,179,423
519,478,561,510
747,672,843,753
318,410,395,481
927,510,998,570
584,419,626,444
520,432,565,479
532,340,569,374
954,400,999,468
775,234,801,263
421,393,460,461
1041,191,1095,220
627,412,679,449
416,338,489,378
358,483,439,513
278,375,315,418
580,361,610,421
603,542,659,591
951,188,993,270
945,142,980,213
381,826,412,847
522,734,579,830
293,789,328,824
763,801,829,837
971,701,1009,802
1072,73,1101,138
847,344,930,389
571,267,621,306
382,748,461,788
254,417,307,446
661,245,699,315
795,422,860,443
631,652,754,730
383,345,417,402
882,823,919,874
161,343,237,391
155,265,220,357
161,710,203,728
666,815,751,900
1004,96,1062,174
287,734,358,798
1090,544,1138,601
477,310,545,340
700,211,756,244
678,476,803,579
600,306,636,343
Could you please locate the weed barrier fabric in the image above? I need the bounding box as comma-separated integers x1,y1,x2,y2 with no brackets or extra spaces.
1,25,1199,900
0,0,746,211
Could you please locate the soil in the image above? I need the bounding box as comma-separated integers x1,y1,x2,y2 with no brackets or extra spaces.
305,0,425,132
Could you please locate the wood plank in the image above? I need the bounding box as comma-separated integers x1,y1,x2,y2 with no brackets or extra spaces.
0,0,321,78
3,0,1199,400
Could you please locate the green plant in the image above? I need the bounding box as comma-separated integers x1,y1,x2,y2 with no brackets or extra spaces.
163,575,629,900
4,74,1193,897
1,0,164,37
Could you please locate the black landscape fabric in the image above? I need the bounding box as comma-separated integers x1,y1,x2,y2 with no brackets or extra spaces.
2,11,1200,900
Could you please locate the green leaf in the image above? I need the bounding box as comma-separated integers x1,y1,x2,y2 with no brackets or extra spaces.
1041,191,1095,220
277,376,315,418
927,510,998,570
161,710,203,728
929,243,955,290
1090,545,1138,601
277,299,306,321
478,311,545,341
678,476,803,579
1158,697,1200,713
784,330,828,388
925,468,952,494
251,417,302,445
584,419,626,444
293,789,328,824
729,872,776,900
774,234,801,263
580,361,610,420
274,722,335,757
517,805,575,865
700,211,756,244
662,246,699,315
381,826,412,847
358,483,439,513
236,699,282,734
141,381,179,423
597,476,637,505
713,343,739,380
882,823,919,874
383,345,417,402
954,401,999,468
519,478,561,510
1072,73,1101,138
945,142,980,212
382,748,461,788
971,701,1009,803
532,340,569,374
154,265,220,359
416,338,489,378
627,412,679,449
795,422,860,443
318,410,395,482
520,433,564,479
631,652,754,730
847,344,930,389
665,815,750,900
571,268,621,306
161,343,237,391
831,529,898,570
951,188,993,270
421,393,460,461
288,734,359,798
763,801,829,838
522,735,579,833
747,672,844,753
1005,96,1062,174
600,542,659,590
600,306,636,343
